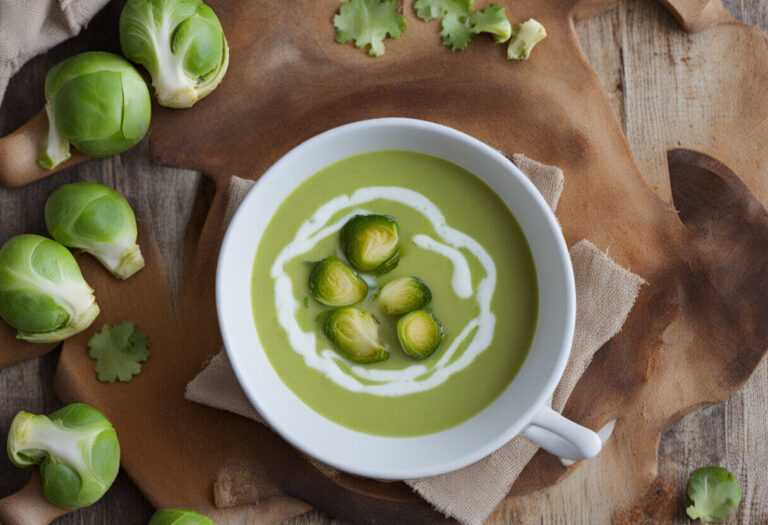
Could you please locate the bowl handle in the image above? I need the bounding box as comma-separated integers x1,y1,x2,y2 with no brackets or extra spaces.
522,405,602,461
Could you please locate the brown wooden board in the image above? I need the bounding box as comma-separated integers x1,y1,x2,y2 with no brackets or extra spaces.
1,0,768,523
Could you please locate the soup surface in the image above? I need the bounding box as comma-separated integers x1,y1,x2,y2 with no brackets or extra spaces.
251,151,538,436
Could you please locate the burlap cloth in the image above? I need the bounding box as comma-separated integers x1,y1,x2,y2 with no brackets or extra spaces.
0,0,109,103
186,155,646,525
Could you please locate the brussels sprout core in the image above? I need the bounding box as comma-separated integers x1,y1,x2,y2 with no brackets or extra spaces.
378,276,432,315
46,182,145,280
0,235,99,343
309,256,368,306
324,307,389,363
340,214,400,274
396,310,444,359
38,52,151,170
7,403,120,509
150,508,214,525
120,0,229,108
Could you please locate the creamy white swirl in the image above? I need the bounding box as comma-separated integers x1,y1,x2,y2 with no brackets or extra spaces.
271,186,497,397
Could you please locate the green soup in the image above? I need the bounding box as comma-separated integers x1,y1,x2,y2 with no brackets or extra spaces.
251,151,538,436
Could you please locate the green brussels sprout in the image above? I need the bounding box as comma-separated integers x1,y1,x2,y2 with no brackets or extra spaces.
378,276,432,315
396,310,444,360
39,51,151,170
7,403,120,510
309,256,368,306
507,19,547,61
149,508,214,525
120,0,229,108
324,307,389,363
340,214,400,274
0,235,99,343
45,182,145,280
687,466,742,522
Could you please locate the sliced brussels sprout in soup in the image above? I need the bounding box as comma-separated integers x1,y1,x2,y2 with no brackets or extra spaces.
324,307,389,363
397,310,444,360
45,182,145,280
309,256,368,306
340,214,400,274
378,276,432,315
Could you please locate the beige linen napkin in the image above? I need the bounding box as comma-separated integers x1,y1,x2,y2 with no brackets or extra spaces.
186,155,645,525
0,0,109,104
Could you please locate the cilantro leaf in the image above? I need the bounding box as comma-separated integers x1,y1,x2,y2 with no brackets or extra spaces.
413,0,473,21
334,0,406,57
88,322,149,383
440,12,473,51
414,0,510,51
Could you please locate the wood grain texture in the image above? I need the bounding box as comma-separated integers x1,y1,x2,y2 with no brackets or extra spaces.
0,0,767,524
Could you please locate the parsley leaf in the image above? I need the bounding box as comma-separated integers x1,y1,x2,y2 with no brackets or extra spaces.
88,322,149,383
334,0,406,57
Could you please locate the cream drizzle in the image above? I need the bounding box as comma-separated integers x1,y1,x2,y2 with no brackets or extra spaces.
270,186,497,397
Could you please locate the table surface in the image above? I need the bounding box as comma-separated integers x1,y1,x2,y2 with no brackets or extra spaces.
1,1,766,524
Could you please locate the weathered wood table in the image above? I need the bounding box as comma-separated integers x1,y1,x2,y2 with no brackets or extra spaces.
1,0,766,523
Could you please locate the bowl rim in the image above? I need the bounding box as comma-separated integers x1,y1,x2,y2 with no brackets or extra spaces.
217,117,576,479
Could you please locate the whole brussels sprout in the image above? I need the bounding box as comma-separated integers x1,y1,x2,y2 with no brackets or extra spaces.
0,235,99,343
46,182,145,280
39,52,151,170
309,256,368,306
340,214,400,274
120,0,229,108
396,310,444,359
7,403,121,510
149,508,215,525
324,307,389,363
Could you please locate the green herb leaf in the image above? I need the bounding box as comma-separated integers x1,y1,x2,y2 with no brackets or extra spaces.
88,322,149,383
413,0,473,22
469,4,511,43
414,0,473,50
686,466,742,523
334,0,406,57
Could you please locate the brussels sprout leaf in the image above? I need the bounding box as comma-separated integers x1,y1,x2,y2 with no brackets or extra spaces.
88,322,149,383
334,0,406,57
686,466,742,522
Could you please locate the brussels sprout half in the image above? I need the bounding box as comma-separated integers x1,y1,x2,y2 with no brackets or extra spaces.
7,403,120,510
120,0,229,108
396,310,444,360
309,256,368,307
378,276,432,316
0,235,99,343
340,214,400,274
39,52,151,170
149,508,214,525
324,307,389,363
46,182,145,280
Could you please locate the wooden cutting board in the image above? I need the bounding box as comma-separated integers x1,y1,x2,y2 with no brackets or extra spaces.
1,0,768,523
